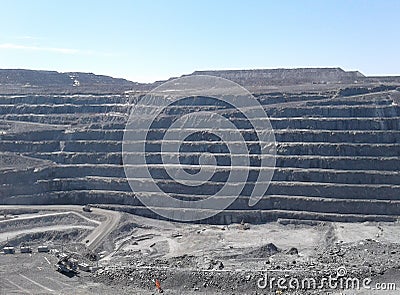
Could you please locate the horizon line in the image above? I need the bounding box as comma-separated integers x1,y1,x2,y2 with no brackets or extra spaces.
1,67,400,84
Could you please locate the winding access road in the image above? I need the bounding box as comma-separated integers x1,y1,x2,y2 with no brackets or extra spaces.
0,205,121,250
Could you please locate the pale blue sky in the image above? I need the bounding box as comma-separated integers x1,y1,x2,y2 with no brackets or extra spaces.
0,0,399,82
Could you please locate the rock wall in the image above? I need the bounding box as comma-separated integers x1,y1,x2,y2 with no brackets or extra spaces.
0,85,399,224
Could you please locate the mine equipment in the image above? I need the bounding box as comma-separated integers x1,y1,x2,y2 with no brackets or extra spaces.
82,205,92,212
38,245,49,252
56,252,79,275
3,246,15,254
20,246,32,253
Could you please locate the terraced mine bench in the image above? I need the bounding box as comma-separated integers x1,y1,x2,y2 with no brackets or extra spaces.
0,69,399,224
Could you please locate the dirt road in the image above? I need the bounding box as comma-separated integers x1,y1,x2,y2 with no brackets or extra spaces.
0,205,121,250
83,207,121,250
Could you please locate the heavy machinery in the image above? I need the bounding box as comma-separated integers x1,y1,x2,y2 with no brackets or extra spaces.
56,253,79,275
82,205,92,212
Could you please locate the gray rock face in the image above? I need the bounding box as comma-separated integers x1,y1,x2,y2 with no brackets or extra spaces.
189,68,365,86
0,69,146,94
0,69,399,224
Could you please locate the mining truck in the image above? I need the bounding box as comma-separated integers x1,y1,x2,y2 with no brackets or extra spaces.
82,205,92,212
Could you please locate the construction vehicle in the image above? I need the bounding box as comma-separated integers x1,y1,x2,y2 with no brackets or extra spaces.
82,205,92,212
56,253,79,275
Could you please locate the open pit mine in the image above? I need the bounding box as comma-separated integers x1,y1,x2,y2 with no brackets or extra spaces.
0,68,399,295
